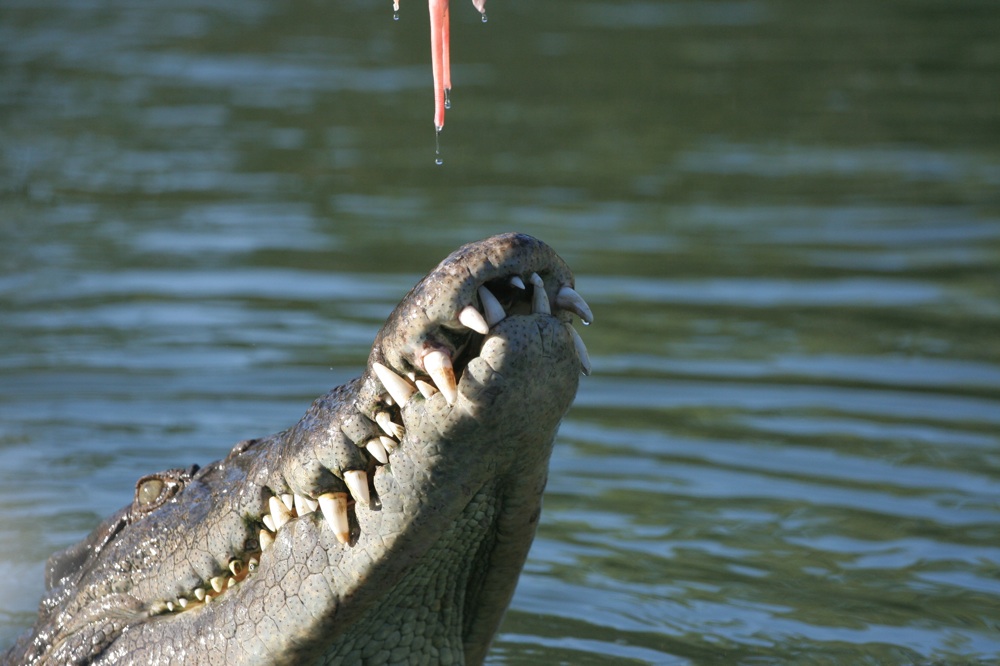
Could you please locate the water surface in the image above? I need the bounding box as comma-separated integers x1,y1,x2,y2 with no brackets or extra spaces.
2,0,999,663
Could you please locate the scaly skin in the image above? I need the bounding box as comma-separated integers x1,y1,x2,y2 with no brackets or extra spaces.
4,233,592,666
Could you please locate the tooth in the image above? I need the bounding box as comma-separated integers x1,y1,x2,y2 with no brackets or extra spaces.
415,379,438,399
318,492,351,544
229,559,244,576
566,324,592,376
458,305,490,334
210,576,226,593
280,493,295,512
530,273,551,314
227,577,236,589
423,350,457,405
477,286,506,326
269,496,294,530
380,435,397,453
372,363,417,406
366,438,389,464
248,556,259,572
262,514,276,532
259,529,274,552
375,411,405,439
194,588,206,601
177,597,188,609
510,275,526,290
344,470,371,506
556,286,593,325
166,601,175,612
294,494,316,516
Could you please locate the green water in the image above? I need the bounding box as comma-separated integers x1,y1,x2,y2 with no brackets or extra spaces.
2,0,999,663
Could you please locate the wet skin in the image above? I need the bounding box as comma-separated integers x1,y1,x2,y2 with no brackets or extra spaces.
4,233,592,666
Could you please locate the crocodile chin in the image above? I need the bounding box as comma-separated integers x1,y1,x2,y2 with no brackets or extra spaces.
4,233,591,666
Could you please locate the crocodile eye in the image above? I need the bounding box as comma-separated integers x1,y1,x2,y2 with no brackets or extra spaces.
136,478,165,507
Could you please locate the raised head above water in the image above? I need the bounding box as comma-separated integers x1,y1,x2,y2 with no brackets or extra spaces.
4,233,592,666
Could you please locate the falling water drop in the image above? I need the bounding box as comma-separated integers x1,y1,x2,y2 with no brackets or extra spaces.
435,126,444,165
392,0,399,20
481,13,488,23
444,89,451,110
393,10,399,20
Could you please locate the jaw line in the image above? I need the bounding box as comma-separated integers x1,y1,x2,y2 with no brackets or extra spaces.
215,311,579,654
13,234,589,665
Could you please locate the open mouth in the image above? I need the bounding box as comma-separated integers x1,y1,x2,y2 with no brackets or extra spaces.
147,269,592,617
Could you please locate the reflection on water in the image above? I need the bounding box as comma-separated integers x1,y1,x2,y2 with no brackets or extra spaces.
2,0,999,663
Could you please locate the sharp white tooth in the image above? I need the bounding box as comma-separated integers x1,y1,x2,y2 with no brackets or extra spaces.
423,350,457,405
510,275,526,290
375,411,405,439
166,601,175,612
318,492,351,544
458,305,490,334
556,286,593,325
566,324,592,376
415,379,438,399
177,597,188,609
344,470,371,506
294,493,316,516
366,437,389,464
530,273,551,314
477,286,506,326
269,496,294,530
280,493,295,513
194,588,206,601
372,362,417,406
259,529,274,552
210,576,225,593
227,577,236,589
380,435,397,453
229,559,244,577
248,556,259,572
262,514,276,532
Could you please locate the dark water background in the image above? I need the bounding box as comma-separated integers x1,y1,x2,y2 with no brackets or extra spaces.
2,0,1000,663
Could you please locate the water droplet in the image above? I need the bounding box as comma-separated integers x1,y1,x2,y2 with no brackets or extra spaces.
481,13,488,23
435,126,443,165
444,89,451,110
393,10,399,20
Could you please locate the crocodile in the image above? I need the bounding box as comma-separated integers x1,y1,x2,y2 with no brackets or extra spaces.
3,233,592,666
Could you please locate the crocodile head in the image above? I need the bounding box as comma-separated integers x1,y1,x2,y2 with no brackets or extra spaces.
4,233,592,666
